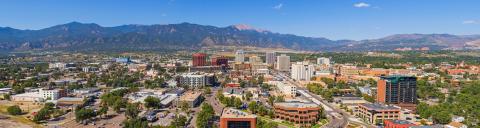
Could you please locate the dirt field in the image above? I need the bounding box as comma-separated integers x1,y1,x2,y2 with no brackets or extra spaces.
0,119,32,128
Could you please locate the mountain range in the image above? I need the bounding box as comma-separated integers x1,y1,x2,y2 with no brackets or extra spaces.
1,22,480,52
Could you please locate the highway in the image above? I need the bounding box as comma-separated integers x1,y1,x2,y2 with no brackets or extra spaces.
273,71,372,128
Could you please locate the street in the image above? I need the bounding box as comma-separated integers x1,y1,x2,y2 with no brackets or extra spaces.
273,71,372,128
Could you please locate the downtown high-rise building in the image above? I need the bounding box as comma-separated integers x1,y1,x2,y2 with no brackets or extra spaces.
235,50,245,63
276,54,290,71
377,75,417,111
265,52,276,65
192,53,207,67
291,62,316,81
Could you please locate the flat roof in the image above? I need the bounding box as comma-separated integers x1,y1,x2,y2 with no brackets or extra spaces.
221,108,256,119
180,92,202,101
58,97,84,102
333,96,363,101
408,125,444,128
386,120,414,125
359,103,400,111
275,101,318,108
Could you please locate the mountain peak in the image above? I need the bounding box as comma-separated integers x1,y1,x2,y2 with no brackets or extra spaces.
62,21,101,27
230,24,267,32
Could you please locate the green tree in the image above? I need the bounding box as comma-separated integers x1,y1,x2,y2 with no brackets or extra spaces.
179,101,190,113
275,96,284,102
234,97,243,108
122,118,148,128
75,108,96,123
204,87,211,95
113,99,126,113
7,105,22,115
33,108,50,122
362,94,375,103
248,101,257,113
172,115,188,127
144,96,161,109
196,103,215,128
98,105,108,118
245,91,253,101
432,111,451,124
4,93,10,100
416,102,432,119
267,96,275,106
125,103,140,119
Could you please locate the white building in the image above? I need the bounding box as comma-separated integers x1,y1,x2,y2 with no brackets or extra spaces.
317,57,330,66
291,62,315,81
82,66,99,72
39,88,64,100
265,52,276,65
269,81,296,98
49,62,66,69
276,54,290,71
11,92,45,103
179,73,206,88
235,50,245,63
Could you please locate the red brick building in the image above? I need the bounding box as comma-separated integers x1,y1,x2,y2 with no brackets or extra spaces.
192,53,207,67
274,102,321,127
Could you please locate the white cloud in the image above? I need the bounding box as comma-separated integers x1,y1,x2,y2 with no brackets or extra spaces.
463,20,478,24
354,2,370,8
273,3,283,9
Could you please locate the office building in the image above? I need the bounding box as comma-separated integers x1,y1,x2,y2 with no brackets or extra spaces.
178,73,206,88
355,103,400,124
274,101,321,127
192,53,207,67
235,50,245,63
268,81,296,98
265,52,276,65
220,108,257,128
276,54,290,71
211,56,229,67
39,88,67,100
179,91,203,107
377,75,417,111
291,62,315,81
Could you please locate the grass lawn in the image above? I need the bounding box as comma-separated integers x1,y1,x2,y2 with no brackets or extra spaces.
258,116,295,128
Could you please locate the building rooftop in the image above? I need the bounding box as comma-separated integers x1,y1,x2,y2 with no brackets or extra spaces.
221,108,256,119
275,101,318,108
408,125,444,128
57,97,83,102
180,91,202,101
387,120,414,125
359,103,400,111
12,92,42,98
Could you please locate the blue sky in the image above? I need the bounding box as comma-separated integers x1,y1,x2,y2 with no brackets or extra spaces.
1,0,480,40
